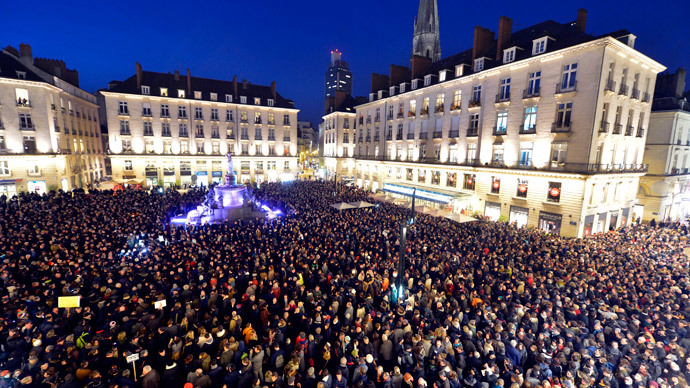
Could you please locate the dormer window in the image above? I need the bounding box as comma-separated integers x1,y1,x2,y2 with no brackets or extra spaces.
267,99,274,107
254,97,261,105
400,83,406,93
210,93,217,101
532,37,548,55
503,48,516,64
178,90,185,98
369,93,375,102
411,79,418,90
141,85,150,95
240,96,247,104
439,71,447,82
160,88,168,96
225,94,232,103
389,86,396,96
424,75,432,86
455,64,466,78
194,91,202,99
16,71,26,79
474,58,485,72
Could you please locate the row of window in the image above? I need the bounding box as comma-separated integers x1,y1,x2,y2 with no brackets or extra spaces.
0,157,101,177
124,159,291,172
120,139,290,156
135,87,275,106
118,120,290,140
11,88,98,122
118,102,291,125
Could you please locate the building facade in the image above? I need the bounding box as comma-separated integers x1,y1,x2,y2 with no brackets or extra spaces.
323,96,358,180
325,50,352,100
353,11,665,237
99,64,299,187
638,69,690,222
0,44,104,196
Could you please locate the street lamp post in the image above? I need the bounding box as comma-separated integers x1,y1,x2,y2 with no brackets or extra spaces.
393,188,415,303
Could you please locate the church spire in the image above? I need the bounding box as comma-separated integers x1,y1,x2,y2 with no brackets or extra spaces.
412,0,441,62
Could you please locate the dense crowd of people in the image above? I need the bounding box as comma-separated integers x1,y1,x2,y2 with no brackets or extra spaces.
0,181,689,388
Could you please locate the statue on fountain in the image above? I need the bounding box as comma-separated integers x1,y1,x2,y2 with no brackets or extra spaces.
224,152,236,186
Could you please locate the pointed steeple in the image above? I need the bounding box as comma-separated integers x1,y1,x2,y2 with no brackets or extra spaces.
412,0,441,62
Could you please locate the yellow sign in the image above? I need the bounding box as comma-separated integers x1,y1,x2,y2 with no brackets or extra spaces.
58,296,81,308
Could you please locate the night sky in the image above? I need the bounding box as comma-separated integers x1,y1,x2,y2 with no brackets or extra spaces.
2,0,688,127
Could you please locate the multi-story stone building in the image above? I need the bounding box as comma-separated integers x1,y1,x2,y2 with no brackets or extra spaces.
353,10,665,237
99,64,299,186
323,95,358,180
0,43,104,196
638,69,690,222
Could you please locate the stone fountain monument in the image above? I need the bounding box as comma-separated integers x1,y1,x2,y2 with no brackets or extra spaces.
186,153,250,224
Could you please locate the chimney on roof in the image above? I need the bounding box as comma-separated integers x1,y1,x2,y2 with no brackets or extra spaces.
18,43,32,66
136,62,142,89
174,70,180,81
410,56,432,80
656,68,687,99
271,81,276,100
496,16,513,60
390,64,410,86
370,73,389,93
233,76,238,97
472,26,494,62
186,68,191,95
242,78,247,90
576,9,587,33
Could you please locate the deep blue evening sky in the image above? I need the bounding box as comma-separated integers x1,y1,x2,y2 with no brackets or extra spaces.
1,0,688,126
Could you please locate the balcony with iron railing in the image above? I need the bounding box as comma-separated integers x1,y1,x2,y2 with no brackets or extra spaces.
419,132,428,139
211,133,220,139
523,87,540,99
636,128,645,138
519,124,537,134
195,131,204,138
466,128,478,137
241,133,249,140
365,136,371,142
451,103,462,111
670,168,690,175
604,79,616,92
408,111,416,118
468,98,481,108
493,126,507,136
599,121,610,133
435,104,444,113
448,130,459,137
625,126,634,136
387,114,393,120
283,136,291,142
642,92,651,103
631,88,640,100
433,131,442,138
240,118,248,124
397,112,404,119
420,108,429,116
386,134,392,141
373,135,380,142
396,131,403,139
613,124,623,135
255,134,263,140
619,84,629,96
495,92,510,103
551,121,571,133
407,132,415,140
556,81,577,94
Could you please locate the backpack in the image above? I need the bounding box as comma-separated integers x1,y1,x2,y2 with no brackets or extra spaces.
275,353,285,369
76,332,89,349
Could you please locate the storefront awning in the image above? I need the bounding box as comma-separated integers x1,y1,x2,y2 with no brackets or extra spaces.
0,179,21,186
381,183,473,204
